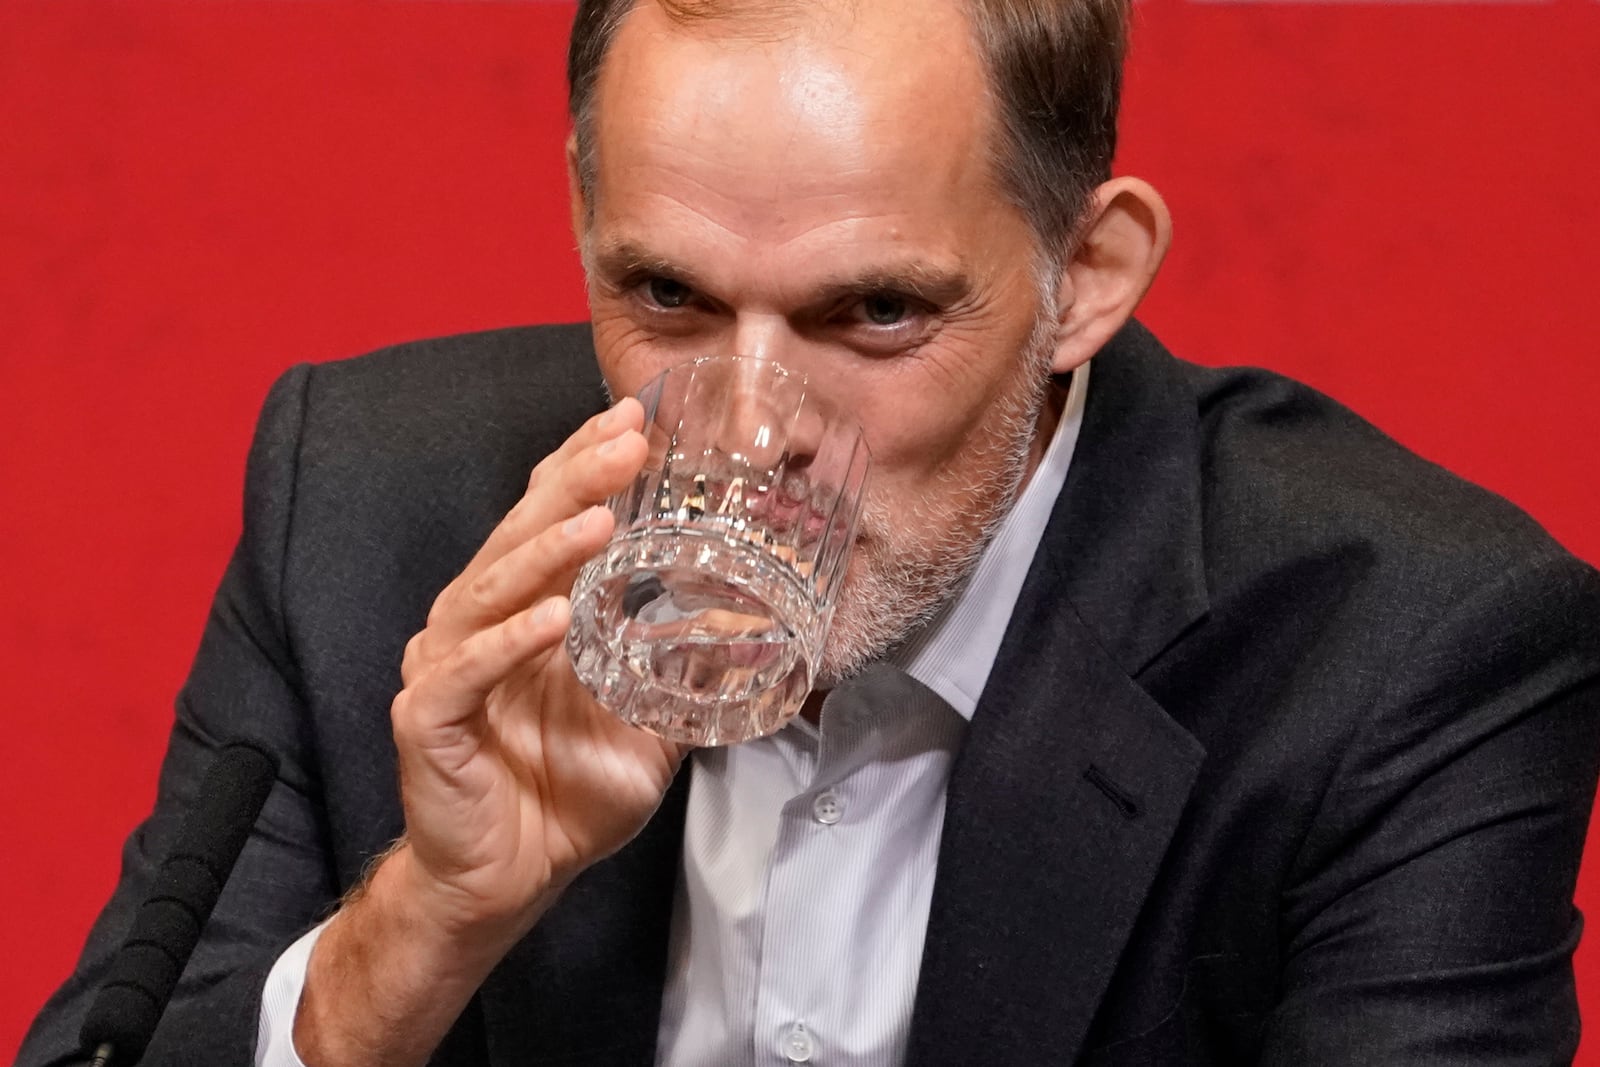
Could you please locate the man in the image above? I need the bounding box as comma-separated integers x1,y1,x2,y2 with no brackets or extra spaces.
22,0,1600,1063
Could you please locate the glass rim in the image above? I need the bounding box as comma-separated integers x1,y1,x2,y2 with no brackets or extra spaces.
644,354,873,462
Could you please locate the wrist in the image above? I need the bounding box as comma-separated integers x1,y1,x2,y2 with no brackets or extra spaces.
293,847,552,1066
389,840,567,957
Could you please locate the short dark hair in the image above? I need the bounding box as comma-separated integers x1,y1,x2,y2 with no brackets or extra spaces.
566,0,1130,262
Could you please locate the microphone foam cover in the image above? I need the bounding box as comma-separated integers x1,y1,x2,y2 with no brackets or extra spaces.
80,740,279,1061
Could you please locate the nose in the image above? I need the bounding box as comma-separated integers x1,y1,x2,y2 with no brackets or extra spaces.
729,312,791,366
693,314,818,465
710,357,817,471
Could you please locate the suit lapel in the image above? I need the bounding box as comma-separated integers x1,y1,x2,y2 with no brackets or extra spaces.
476,769,691,1066
907,323,1211,1065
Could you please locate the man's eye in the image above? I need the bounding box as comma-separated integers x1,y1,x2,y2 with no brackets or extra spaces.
859,294,909,326
645,277,695,309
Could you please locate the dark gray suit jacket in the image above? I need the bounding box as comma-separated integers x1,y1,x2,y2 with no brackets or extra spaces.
23,322,1600,1065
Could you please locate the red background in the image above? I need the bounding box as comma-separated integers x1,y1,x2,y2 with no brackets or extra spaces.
3,1,1598,1059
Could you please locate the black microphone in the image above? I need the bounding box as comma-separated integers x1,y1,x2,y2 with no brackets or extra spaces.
79,740,279,1066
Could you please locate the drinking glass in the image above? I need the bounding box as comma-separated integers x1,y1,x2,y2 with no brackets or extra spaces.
566,356,870,745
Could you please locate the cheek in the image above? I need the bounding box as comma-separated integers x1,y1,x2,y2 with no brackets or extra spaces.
847,378,994,484
856,317,1033,437
850,368,1041,534
590,305,745,398
589,314,682,399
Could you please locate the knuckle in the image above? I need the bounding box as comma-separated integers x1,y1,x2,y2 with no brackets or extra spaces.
505,494,532,528
529,445,572,495
466,565,506,614
551,457,584,503
443,633,488,678
501,493,546,545
390,688,416,730
424,587,454,631
491,618,523,662
401,631,429,681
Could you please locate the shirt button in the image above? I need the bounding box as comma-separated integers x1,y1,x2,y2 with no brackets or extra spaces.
811,792,844,825
783,1021,815,1062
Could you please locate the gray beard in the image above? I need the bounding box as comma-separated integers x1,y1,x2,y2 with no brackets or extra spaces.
815,312,1058,686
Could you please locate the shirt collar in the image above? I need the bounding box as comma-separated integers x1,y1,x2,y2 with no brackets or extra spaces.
887,361,1090,720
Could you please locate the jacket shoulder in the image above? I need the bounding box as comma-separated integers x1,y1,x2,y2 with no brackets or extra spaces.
288,322,604,511
302,322,601,456
251,325,608,700
1178,358,1590,602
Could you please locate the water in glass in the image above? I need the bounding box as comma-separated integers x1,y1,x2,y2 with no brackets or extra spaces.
568,519,820,746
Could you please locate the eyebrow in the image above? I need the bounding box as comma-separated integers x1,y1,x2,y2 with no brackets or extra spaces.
812,265,972,308
591,240,705,289
591,238,973,308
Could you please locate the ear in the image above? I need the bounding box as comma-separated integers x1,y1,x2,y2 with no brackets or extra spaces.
1048,176,1172,375
566,133,590,251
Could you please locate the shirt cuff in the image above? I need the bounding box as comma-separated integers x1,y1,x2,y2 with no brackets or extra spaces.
254,919,330,1067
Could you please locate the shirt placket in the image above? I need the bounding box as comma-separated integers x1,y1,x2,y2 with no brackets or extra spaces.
750,691,876,1064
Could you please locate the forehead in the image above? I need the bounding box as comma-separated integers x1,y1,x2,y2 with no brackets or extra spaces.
588,0,1014,261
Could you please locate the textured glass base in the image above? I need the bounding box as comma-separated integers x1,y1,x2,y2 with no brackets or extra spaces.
567,522,819,746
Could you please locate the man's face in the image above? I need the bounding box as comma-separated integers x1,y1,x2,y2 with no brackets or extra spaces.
579,0,1061,681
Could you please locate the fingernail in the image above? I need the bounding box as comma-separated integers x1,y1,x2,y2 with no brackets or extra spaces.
598,406,618,431
531,600,556,624
563,511,590,536
598,438,618,457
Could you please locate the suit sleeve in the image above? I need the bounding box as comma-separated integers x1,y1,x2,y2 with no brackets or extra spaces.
17,364,344,1067
1260,553,1600,1065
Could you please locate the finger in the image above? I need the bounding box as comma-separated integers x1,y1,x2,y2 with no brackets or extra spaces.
410,506,608,679
543,395,646,471
423,401,645,639
494,422,648,554
463,412,647,585
395,596,573,746
459,505,614,631
508,396,646,535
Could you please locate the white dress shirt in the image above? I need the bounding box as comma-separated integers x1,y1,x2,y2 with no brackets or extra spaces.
257,364,1089,1067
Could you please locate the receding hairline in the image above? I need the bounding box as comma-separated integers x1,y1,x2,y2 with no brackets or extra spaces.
574,0,1009,198
571,0,1105,275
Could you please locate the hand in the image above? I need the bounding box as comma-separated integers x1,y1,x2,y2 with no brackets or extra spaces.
389,396,685,943
295,400,690,1067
